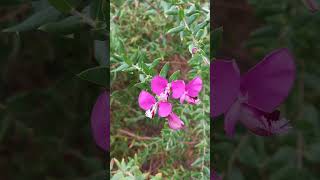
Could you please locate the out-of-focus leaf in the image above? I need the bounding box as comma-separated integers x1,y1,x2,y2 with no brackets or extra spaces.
211,27,223,57
159,63,169,78
77,66,109,87
48,0,73,13
238,145,260,167
229,167,244,180
38,16,84,34
167,25,185,34
305,142,320,163
169,70,180,81
94,40,109,65
3,7,61,32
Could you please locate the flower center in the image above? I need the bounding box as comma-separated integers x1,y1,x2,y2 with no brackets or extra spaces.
145,103,158,119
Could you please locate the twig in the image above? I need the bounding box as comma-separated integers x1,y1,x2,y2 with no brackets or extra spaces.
118,129,153,140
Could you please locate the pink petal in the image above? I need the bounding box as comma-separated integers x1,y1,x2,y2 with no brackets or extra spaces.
186,76,202,97
224,100,242,137
90,91,109,151
158,102,172,117
151,75,168,95
211,60,241,117
240,48,295,113
138,91,156,110
168,113,184,130
171,80,185,99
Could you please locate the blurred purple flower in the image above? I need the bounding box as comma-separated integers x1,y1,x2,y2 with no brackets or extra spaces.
303,0,319,13
90,91,109,151
211,169,222,180
211,48,295,136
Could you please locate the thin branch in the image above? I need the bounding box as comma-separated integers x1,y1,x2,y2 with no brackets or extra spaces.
118,129,153,140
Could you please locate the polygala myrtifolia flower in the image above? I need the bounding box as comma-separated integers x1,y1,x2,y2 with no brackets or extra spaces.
138,75,203,130
90,91,109,151
211,48,295,136
303,0,319,13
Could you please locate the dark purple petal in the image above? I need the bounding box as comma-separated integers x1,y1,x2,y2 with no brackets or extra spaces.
90,91,109,151
240,48,295,113
211,60,240,117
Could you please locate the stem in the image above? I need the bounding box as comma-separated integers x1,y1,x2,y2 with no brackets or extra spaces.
70,8,97,28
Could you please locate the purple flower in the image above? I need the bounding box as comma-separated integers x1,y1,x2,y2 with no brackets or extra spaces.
90,91,109,151
211,48,295,136
303,0,319,13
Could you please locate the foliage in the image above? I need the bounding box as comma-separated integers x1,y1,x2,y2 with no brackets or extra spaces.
110,0,210,179
0,0,108,179
213,0,320,179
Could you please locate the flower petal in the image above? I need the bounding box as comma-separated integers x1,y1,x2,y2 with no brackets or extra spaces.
211,60,240,117
186,76,202,97
240,48,295,113
168,113,184,130
90,91,109,151
303,0,319,13
224,100,241,137
158,102,172,117
151,75,168,95
240,103,291,136
171,80,185,99
138,91,156,110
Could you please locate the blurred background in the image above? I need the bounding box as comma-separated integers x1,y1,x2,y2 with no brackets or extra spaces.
212,0,320,179
0,1,106,179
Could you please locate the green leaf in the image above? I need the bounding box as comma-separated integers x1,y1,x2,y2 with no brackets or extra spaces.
186,5,196,16
77,66,109,87
193,20,208,35
48,0,73,13
167,25,185,34
169,70,180,81
111,63,129,73
165,6,178,15
3,7,61,32
38,15,84,34
186,13,199,25
149,58,160,70
159,63,169,78
195,29,204,39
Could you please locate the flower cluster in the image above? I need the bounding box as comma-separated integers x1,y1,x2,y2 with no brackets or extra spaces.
138,75,202,130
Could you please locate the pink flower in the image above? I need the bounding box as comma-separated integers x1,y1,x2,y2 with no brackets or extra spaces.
211,48,295,136
167,112,184,130
138,91,172,118
151,75,171,101
171,77,202,104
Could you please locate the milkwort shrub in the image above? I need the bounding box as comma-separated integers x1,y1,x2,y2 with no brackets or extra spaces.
110,0,210,179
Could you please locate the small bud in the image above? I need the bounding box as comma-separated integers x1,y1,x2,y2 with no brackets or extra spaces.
191,47,198,54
